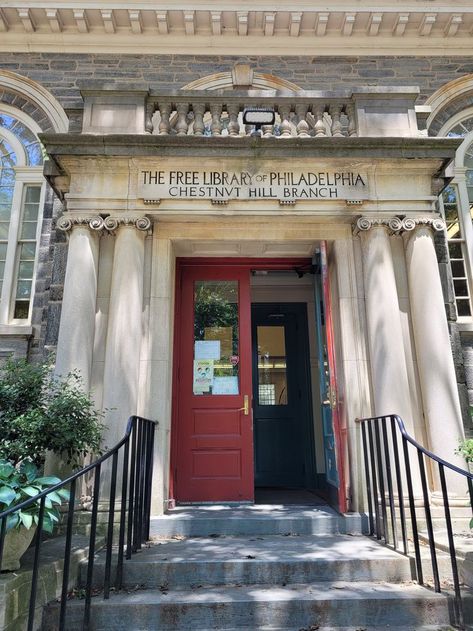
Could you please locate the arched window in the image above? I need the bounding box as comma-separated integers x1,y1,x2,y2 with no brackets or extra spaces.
426,76,473,322
436,115,473,320
0,110,44,322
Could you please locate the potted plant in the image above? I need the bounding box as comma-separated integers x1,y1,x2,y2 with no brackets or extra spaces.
0,459,69,571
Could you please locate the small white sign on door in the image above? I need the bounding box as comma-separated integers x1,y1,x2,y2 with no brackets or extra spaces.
195,340,221,360
212,376,239,395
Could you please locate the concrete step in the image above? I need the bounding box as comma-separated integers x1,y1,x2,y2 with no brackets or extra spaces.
208,628,456,631
41,581,452,630
188,628,457,631
82,534,417,589
150,505,366,537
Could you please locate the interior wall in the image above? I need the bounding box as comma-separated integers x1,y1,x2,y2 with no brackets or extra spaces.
250,273,325,476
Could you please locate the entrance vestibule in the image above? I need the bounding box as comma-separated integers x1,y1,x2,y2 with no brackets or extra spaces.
171,256,343,510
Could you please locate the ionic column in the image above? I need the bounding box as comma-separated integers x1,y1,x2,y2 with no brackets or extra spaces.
356,217,415,432
55,216,102,390
101,216,151,447
404,218,466,493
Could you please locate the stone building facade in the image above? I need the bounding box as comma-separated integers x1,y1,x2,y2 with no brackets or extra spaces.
1,1,473,514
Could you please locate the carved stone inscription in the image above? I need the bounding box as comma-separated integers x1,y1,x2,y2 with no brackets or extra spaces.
140,168,368,201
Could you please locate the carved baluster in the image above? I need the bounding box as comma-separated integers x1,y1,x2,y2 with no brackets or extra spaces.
210,103,223,136
176,102,189,136
227,104,240,137
346,102,357,137
330,103,343,137
158,102,171,135
192,103,205,136
262,124,274,138
313,105,326,137
279,104,292,137
295,104,310,137
145,102,154,134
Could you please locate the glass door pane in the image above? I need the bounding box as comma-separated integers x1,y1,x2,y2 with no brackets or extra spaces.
193,280,239,395
256,325,288,406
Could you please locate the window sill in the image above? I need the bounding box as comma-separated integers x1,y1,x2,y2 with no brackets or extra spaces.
0,325,33,336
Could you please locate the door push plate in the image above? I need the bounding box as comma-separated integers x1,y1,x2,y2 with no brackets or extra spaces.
239,394,250,415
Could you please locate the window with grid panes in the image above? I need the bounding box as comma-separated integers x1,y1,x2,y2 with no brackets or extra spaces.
0,112,44,324
437,115,473,319
441,185,471,317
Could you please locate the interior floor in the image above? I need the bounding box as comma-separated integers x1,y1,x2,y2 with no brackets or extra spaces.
254,487,326,505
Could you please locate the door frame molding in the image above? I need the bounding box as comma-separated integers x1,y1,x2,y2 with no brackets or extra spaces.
169,257,314,505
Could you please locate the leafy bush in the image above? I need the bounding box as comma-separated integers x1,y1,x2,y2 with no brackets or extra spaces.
455,438,473,464
0,459,69,532
0,358,105,469
455,437,473,529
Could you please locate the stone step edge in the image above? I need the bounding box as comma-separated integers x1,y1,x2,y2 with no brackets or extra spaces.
59,581,449,604
194,627,457,631
86,553,411,565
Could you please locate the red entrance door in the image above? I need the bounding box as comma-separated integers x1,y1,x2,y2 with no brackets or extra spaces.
174,263,254,502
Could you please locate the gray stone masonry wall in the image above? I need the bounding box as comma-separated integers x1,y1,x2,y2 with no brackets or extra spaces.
433,220,473,439
0,54,473,108
461,334,473,438
28,192,66,363
434,231,472,435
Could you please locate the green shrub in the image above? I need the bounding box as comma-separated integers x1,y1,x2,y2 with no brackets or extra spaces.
0,459,69,532
455,438,473,464
0,358,105,469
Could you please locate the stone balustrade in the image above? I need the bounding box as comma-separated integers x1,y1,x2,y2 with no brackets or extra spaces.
145,95,357,138
80,87,422,137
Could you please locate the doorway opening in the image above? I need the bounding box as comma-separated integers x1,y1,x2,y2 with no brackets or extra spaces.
170,255,345,511
252,301,317,503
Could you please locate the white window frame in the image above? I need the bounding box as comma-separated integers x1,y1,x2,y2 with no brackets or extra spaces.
437,118,473,328
0,109,45,330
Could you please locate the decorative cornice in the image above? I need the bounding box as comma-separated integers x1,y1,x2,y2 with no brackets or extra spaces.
57,215,152,235
1,5,473,56
353,215,445,236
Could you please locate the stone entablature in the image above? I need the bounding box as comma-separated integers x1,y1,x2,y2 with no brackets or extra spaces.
1,3,473,56
40,136,460,218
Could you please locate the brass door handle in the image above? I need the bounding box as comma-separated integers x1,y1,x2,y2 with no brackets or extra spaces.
239,395,250,415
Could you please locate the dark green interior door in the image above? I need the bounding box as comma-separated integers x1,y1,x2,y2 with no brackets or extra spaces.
252,303,315,488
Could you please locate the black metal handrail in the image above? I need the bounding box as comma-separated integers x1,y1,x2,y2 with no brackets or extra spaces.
357,414,473,630
0,415,156,631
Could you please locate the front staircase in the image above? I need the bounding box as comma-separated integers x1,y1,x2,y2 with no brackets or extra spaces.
42,503,461,630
